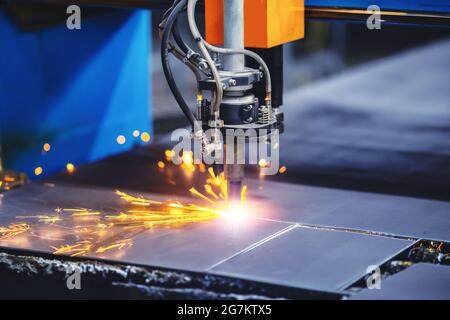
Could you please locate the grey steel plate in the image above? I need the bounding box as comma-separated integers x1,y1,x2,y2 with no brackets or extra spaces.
0,183,290,272
0,182,416,292
351,263,450,300
246,179,450,242
210,226,412,292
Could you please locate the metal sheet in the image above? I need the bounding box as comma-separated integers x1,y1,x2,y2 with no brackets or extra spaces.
351,263,450,300
210,226,412,292
0,183,290,272
246,179,450,242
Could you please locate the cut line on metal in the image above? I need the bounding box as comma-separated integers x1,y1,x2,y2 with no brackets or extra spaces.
252,217,418,242
206,224,298,271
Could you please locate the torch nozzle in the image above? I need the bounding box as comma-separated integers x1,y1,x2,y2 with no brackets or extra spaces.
225,163,245,202
227,180,243,202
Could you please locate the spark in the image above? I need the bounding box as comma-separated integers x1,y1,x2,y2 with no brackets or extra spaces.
63,208,101,217
0,223,31,239
182,151,194,164
4,176,15,182
133,130,140,137
62,208,86,212
34,167,43,176
258,159,268,168
189,188,215,204
96,239,132,253
241,185,247,202
181,151,196,173
208,167,218,183
41,215,62,223
205,171,228,202
157,161,165,169
279,166,287,174
165,149,175,161
140,132,151,143
48,190,221,257
66,163,75,174
198,163,207,173
1,172,27,191
161,151,231,204
219,172,228,202
16,214,62,223
116,135,126,145
429,241,444,252
217,201,252,224
51,240,93,257
115,190,162,205
43,143,51,152
1,148,258,258
204,184,219,200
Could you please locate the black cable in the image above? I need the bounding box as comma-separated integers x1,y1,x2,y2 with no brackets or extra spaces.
168,2,203,67
167,0,192,56
162,0,179,20
161,0,198,130
162,0,204,71
173,17,190,54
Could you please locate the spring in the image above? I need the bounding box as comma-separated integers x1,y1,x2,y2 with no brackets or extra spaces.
258,105,271,124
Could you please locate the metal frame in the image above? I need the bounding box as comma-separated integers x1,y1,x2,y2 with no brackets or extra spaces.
7,0,450,25
307,6,450,25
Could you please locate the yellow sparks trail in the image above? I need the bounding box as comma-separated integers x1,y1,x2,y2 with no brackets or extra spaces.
427,241,444,252
241,185,248,203
49,190,222,257
189,187,215,204
0,188,223,257
0,150,253,257
96,239,133,253
16,215,62,223
63,208,101,217
115,190,163,205
0,223,31,239
0,172,27,191
205,184,219,200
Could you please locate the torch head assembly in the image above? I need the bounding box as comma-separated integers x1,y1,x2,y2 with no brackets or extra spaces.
159,0,284,201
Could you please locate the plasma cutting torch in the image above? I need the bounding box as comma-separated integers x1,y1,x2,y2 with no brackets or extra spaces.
159,0,299,200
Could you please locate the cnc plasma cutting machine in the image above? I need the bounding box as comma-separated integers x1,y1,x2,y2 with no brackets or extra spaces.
159,0,304,200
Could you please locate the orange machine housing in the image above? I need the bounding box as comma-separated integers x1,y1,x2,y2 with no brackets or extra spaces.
205,0,305,49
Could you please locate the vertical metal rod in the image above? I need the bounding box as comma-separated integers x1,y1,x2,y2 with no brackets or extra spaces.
223,0,245,199
223,0,245,71
225,143,245,200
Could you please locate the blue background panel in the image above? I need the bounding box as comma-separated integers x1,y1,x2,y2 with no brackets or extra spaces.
306,0,450,13
0,9,152,179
